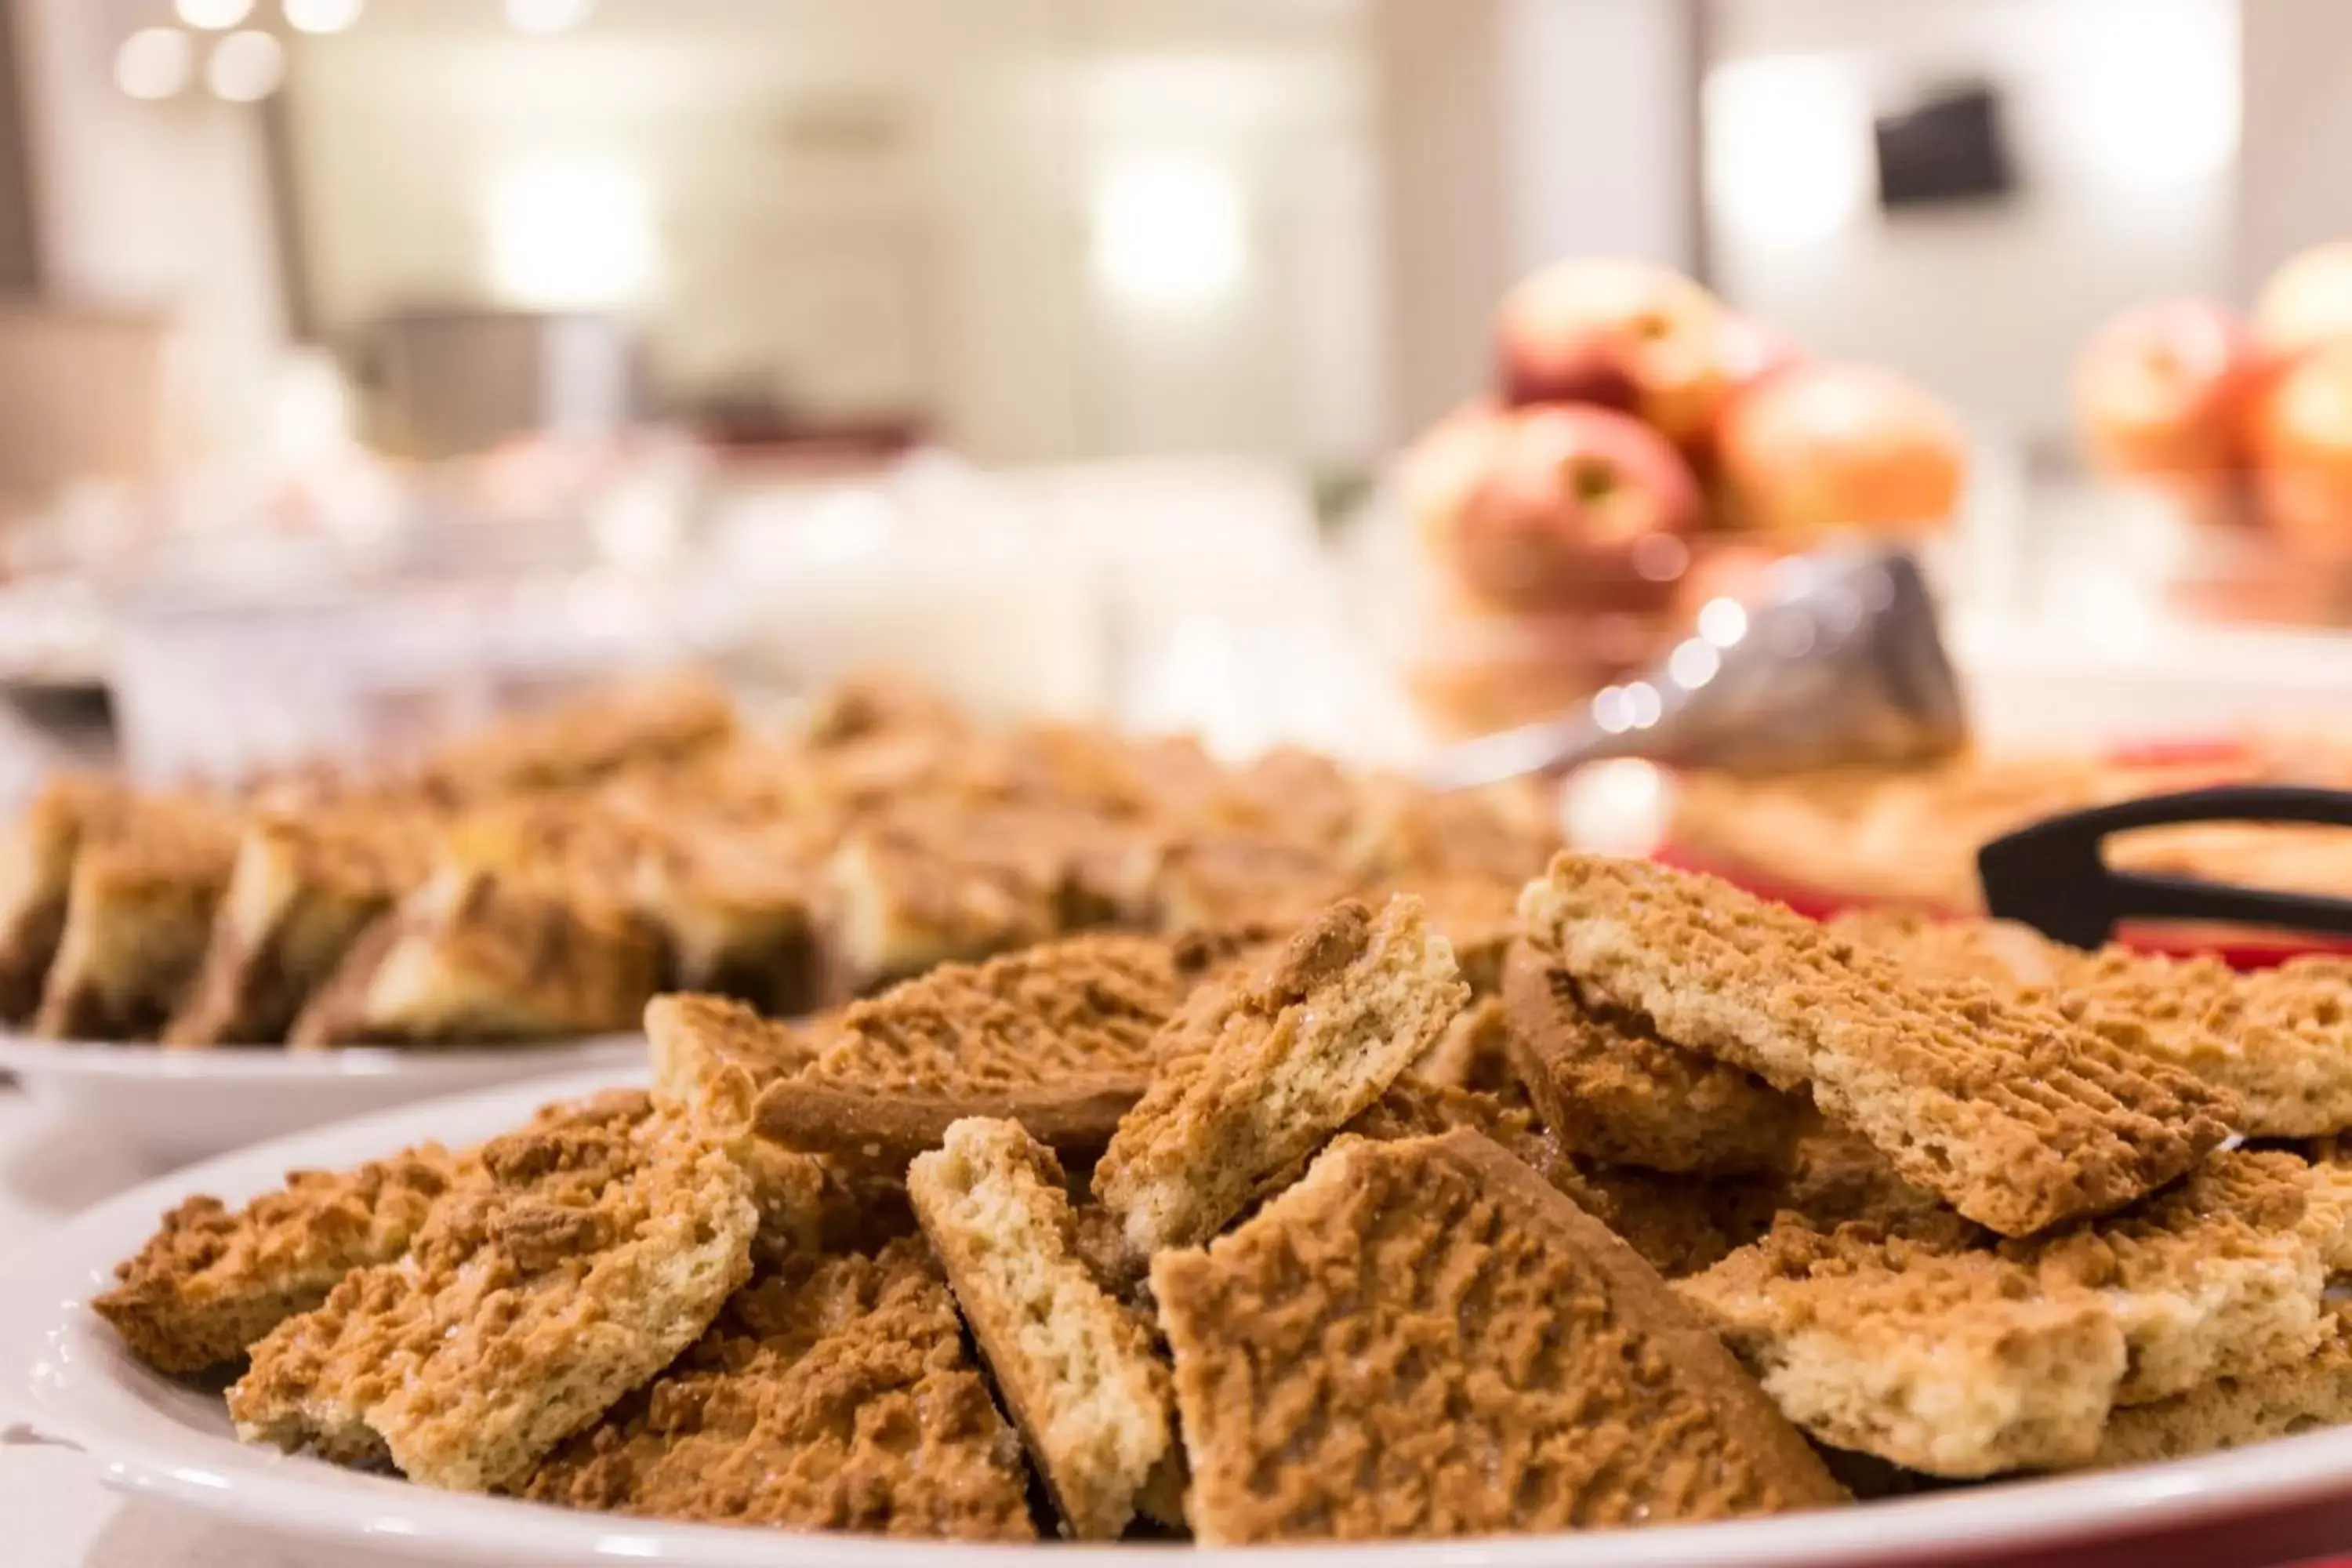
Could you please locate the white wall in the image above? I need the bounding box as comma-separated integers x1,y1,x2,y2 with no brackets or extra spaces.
1706,0,2238,442
1370,0,1696,439
2236,0,2352,296
281,0,1385,470
13,0,286,461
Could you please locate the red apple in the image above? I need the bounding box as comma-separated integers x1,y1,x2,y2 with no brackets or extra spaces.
1441,403,1702,612
2253,241,2352,357
1715,362,1967,543
1690,311,1804,474
2075,297,2256,481
1494,258,1732,451
2249,337,2352,564
1398,400,1511,548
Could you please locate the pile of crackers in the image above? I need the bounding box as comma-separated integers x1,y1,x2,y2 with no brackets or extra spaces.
0,669,1540,1047
82,695,2352,1544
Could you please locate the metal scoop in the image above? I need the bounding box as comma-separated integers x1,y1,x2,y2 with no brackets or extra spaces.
1418,544,1967,791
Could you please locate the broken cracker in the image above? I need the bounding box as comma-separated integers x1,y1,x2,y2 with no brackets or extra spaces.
1841,910,2352,1139
756,933,1188,1162
1094,895,1468,1257
1501,935,1805,1176
94,1143,465,1375
1679,1150,2336,1475
1151,1129,1846,1542
909,1117,1174,1539
227,1087,757,1491
2094,1304,2352,1468
521,1236,1035,1539
1524,854,2237,1236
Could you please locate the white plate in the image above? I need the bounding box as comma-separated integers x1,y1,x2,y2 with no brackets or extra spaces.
8,1074,2352,1568
0,1034,646,1167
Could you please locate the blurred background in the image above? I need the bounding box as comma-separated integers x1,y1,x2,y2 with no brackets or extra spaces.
1,0,2349,786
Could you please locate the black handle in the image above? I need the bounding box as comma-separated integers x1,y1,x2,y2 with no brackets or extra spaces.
1976,785,2352,950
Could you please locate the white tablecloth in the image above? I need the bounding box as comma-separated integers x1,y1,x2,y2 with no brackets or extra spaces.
0,1087,419,1568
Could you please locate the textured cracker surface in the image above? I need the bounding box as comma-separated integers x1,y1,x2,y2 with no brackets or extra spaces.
1523,855,2237,1235
1151,1130,1846,1543
757,934,1185,1160
1501,937,1804,1175
522,1236,1034,1537
227,1089,756,1492
95,1145,464,1374
1094,897,1468,1257
1839,912,2352,1138
909,1118,1172,1539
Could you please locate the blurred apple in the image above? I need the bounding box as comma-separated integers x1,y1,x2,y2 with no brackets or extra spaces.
1690,312,1803,473
1398,401,1510,545
2249,338,2352,564
2074,297,2255,482
2253,241,2352,357
1715,362,1967,544
1494,259,1732,451
1439,404,1701,612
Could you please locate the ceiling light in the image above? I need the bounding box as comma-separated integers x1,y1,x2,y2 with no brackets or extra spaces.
1090,154,1247,310
206,29,285,102
115,27,195,100
282,0,365,34
175,0,253,29
505,0,593,34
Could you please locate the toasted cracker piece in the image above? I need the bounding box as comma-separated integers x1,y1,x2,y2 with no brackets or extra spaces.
1094,897,1468,1258
522,1237,1035,1539
1501,937,1806,1176
1524,855,2238,1236
756,933,1187,1162
2018,1149,2328,1406
1839,911,2352,1139
1679,1151,2334,1475
1152,1130,1846,1543
909,1118,1174,1539
94,1144,466,1374
1378,872,1521,995
32,795,238,1040
228,1087,757,1491
0,773,129,1022
1341,775,1559,886
1676,1221,2126,1476
646,994,831,1269
2095,1304,2352,1468
165,810,430,1047
286,866,662,1047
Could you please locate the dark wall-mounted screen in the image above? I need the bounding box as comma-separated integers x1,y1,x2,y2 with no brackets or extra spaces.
1874,82,2016,209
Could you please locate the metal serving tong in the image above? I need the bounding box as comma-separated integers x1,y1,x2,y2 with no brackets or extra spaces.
1978,785,2352,950
1417,544,1967,793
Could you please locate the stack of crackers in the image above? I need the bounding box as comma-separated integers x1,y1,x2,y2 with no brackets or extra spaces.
82,720,2352,1542
0,669,1547,1049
